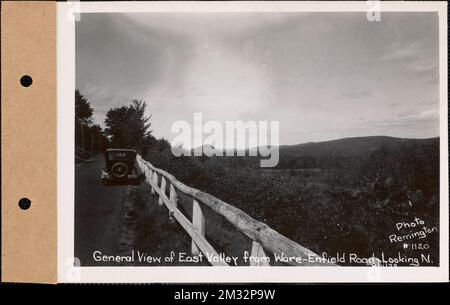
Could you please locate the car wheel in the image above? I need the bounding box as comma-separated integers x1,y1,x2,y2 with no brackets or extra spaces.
111,162,128,178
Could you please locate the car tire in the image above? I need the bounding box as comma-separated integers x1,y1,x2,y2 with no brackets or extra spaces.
111,162,128,178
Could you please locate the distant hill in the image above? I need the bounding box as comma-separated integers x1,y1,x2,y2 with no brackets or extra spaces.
279,136,439,158
182,136,439,159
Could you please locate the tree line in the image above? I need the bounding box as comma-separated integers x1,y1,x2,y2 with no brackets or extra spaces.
75,89,164,154
75,90,108,153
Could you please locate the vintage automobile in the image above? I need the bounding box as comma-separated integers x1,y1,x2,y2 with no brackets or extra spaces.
101,149,143,185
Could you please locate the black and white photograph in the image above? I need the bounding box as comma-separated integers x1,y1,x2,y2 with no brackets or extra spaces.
57,1,448,282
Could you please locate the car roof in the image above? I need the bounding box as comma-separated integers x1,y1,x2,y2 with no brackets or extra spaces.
106,149,137,153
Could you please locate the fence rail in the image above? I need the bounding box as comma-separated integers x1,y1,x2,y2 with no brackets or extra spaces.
136,155,335,266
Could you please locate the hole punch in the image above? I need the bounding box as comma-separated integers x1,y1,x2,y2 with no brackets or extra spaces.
20,75,33,87
18,198,31,210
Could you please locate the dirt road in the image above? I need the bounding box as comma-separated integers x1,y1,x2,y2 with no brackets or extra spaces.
74,157,128,266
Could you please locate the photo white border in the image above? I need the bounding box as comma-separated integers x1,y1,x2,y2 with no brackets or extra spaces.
57,1,449,283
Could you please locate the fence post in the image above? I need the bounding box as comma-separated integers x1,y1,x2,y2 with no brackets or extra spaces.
148,168,155,194
159,177,166,206
169,184,178,221
152,172,158,195
191,199,205,256
250,241,270,266
169,184,178,209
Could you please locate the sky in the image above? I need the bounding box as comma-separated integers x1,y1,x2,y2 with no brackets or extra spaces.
76,12,440,147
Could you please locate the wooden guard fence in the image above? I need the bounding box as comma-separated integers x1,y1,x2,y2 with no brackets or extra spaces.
136,155,335,266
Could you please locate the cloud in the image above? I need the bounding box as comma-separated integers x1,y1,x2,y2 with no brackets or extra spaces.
337,89,371,101
380,41,424,62
384,108,438,124
397,110,419,118
125,12,295,37
82,82,113,101
419,100,438,105
379,39,439,86
354,108,439,139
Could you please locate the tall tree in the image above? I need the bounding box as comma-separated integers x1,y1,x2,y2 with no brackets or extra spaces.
104,99,152,150
89,124,106,152
75,89,94,150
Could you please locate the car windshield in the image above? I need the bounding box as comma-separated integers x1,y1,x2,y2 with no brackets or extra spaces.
107,151,135,160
